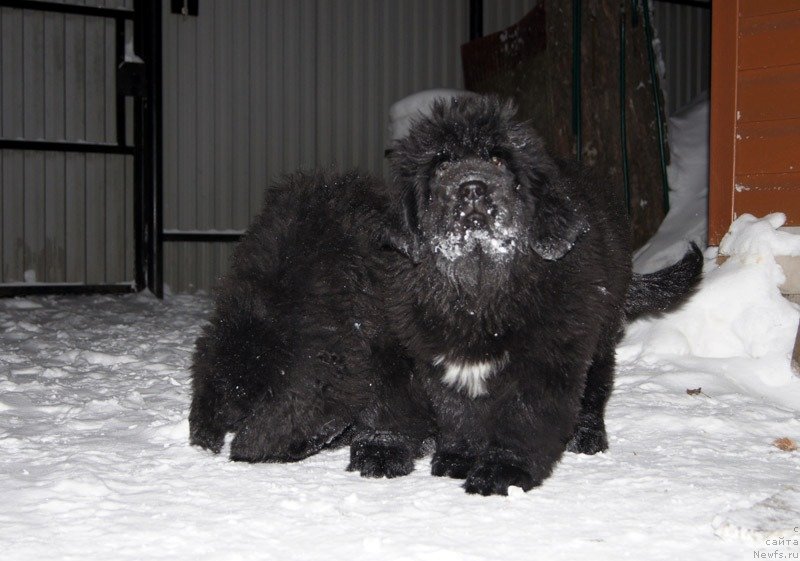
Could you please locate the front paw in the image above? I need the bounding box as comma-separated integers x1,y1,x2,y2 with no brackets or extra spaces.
566,424,608,455
189,421,226,454
431,451,474,479
347,432,415,478
464,458,538,496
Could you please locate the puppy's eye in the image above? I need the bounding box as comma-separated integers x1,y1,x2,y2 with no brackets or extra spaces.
490,156,505,167
435,161,450,174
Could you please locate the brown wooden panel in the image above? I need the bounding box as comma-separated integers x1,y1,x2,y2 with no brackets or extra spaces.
740,0,800,18
709,0,739,245
735,119,800,175
739,11,800,69
738,65,800,122
734,173,800,225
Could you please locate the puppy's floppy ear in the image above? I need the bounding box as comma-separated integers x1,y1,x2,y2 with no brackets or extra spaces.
529,189,589,261
382,185,423,264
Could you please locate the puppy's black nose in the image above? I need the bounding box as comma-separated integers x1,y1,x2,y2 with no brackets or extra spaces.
459,180,487,201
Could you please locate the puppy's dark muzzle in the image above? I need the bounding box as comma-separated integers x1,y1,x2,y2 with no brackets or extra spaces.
437,159,512,229
453,178,495,228
454,178,492,224
459,179,488,202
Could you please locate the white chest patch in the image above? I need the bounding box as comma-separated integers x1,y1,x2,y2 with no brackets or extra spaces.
433,352,509,398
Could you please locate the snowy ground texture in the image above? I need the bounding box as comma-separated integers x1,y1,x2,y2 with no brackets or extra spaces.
1,215,799,561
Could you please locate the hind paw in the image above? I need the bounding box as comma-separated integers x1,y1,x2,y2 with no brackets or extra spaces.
347,432,415,478
229,420,350,463
464,459,537,496
431,451,475,479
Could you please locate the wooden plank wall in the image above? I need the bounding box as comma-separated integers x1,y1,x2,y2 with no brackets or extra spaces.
0,0,134,285
485,0,712,116
161,0,470,293
735,0,800,224
485,0,712,117
710,0,800,244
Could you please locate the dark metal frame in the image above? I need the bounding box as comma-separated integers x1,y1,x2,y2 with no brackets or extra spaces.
1,0,265,299
0,0,163,298
469,0,483,40
133,0,164,298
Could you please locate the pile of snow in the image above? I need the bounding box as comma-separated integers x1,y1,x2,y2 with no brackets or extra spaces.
720,213,800,260
634,92,709,273
2,213,800,559
622,212,800,409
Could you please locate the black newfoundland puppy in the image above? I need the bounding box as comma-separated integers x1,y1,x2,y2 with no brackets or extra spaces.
189,96,702,495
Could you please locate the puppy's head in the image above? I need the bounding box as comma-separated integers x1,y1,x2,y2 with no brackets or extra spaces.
388,96,588,276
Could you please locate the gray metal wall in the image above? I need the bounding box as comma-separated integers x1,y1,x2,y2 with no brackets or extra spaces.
0,0,134,286
483,0,540,35
653,0,711,114
161,0,470,292
1,0,710,293
161,0,711,292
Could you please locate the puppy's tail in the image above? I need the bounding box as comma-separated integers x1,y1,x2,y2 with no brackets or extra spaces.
624,243,704,321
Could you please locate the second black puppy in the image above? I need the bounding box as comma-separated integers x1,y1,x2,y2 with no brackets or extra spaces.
189,96,702,495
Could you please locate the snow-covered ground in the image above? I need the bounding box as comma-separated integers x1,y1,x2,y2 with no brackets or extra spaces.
2,94,799,559
2,217,799,561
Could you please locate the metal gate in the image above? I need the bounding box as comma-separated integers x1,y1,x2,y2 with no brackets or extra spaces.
0,0,163,297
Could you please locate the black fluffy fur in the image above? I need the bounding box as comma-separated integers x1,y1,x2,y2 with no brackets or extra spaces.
189,96,703,495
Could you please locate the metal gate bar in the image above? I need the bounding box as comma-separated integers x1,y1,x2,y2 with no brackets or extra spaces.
0,0,162,298
133,0,164,298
